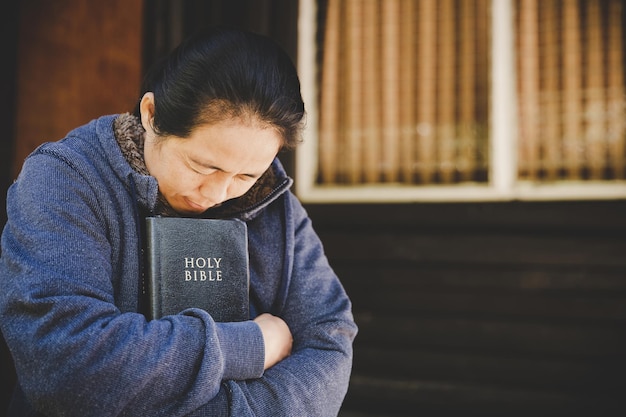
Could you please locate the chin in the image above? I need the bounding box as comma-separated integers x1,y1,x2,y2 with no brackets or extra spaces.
174,205,207,216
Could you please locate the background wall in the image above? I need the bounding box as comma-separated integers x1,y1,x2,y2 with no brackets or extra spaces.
310,201,626,416
0,4,19,410
10,0,143,179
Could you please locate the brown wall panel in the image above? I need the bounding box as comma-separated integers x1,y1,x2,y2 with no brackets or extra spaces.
12,0,143,177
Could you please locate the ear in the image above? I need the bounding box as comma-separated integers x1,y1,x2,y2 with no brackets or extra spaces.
139,92,156,133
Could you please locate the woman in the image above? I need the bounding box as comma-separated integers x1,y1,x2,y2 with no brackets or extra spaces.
0,28,357,416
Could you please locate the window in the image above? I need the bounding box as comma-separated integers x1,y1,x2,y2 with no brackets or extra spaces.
296,0,626,202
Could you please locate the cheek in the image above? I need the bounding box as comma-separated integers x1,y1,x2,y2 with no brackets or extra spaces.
158,164,197,196
227,181,256,199
177,173,204,193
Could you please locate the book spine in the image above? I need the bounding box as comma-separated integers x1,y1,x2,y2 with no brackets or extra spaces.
145,218,161,320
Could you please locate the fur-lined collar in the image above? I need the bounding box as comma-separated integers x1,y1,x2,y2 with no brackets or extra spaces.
112,113,281,218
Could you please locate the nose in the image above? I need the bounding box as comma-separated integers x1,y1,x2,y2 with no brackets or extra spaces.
198,174,230,206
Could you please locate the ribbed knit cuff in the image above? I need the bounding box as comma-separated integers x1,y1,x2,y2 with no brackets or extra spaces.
215,321,265,381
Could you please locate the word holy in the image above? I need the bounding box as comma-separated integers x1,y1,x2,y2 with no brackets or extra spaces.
184,257,223,281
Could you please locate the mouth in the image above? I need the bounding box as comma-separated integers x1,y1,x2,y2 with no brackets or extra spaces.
183,197,211,213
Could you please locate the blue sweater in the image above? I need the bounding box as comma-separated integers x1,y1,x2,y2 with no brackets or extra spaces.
0,115,357,416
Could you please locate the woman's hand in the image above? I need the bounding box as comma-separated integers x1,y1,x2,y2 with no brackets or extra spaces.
254,313,293,370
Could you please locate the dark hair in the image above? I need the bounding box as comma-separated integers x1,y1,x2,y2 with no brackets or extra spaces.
133,27,305,149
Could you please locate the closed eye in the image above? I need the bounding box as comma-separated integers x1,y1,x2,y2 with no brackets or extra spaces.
187,156,264,180
190,165,216,176
187,157,218,175
236,174,258,182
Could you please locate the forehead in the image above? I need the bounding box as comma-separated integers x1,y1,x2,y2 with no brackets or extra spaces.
179,118,282,165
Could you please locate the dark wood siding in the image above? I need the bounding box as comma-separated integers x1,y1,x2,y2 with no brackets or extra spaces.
304,201,626,417
11,0,143,178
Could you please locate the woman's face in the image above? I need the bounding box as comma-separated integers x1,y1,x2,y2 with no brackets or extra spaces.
141,94,282,215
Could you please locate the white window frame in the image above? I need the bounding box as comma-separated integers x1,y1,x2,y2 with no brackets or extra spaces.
296,0,626,203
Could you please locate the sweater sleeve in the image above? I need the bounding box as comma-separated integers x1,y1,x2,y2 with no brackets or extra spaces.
192,192,358,416
0,150,265,417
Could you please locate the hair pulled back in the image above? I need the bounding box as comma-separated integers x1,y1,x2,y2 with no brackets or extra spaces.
134,27,305,149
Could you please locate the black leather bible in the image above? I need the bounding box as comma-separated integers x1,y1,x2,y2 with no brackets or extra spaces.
145,216,250,322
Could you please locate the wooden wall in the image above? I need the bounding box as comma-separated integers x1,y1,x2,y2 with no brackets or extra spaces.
304,201,626,417
0,4,20,411
11,0,143,178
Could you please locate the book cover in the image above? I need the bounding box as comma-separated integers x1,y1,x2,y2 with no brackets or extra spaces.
145,216,250,322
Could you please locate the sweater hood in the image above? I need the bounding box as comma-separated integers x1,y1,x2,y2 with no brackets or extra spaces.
93,114,293,222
